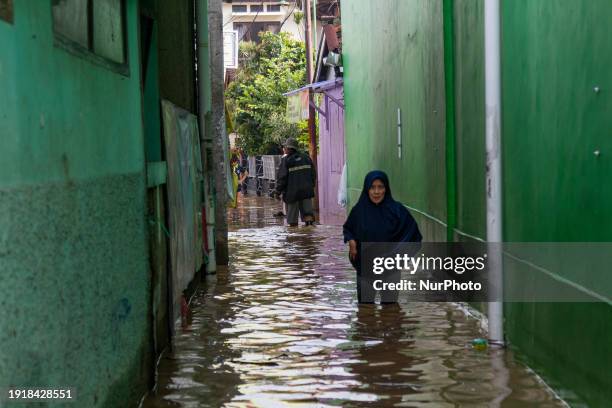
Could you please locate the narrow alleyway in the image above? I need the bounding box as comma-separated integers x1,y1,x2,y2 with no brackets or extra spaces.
144,196,567,407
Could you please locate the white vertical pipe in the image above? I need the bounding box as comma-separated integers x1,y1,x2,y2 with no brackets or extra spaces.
484,0,504,344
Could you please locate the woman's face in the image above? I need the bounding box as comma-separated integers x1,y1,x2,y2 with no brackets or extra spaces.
368,179,386,204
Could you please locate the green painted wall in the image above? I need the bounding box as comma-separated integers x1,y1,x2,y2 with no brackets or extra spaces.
143,23,163,163
502,1,612,406
0,1,151,406
452,0,485,241
502,0,612,242
141,5,172,358
343,0,448,241
343,0,612,406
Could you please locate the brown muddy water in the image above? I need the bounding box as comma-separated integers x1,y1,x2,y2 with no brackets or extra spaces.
143,196,568,408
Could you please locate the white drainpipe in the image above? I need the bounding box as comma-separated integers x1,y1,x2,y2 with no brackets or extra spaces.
484,0,504,344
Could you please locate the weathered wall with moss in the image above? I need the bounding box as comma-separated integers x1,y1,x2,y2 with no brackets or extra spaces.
0,2,151,406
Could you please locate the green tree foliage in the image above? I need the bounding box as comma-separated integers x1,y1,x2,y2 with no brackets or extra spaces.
226,32,308,155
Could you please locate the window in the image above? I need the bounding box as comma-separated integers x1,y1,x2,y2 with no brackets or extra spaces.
235,21,279,43
93,0,125,63
267,4,281,12
52,0,88,47
265,22,280,33
0,0,14,24
250,5,263,12
232,5,247,13
52,0,127,70
223,31,238,69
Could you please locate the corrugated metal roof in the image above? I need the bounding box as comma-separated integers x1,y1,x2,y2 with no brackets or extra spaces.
282,78,343,96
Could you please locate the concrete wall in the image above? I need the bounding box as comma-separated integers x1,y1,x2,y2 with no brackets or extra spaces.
342,0,612,405
0,2,151,406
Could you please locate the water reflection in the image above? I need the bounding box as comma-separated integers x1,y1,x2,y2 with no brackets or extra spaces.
143,196,567,407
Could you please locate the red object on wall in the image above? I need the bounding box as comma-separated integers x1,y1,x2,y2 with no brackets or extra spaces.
181,295,189,318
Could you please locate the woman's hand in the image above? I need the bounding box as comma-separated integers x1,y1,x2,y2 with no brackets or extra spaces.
348,240,357,261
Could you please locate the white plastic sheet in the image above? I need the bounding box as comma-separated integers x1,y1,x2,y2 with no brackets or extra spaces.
337,162,348,208
161,100,203,321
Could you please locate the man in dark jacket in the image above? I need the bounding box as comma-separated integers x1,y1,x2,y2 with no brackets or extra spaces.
275,138,316,226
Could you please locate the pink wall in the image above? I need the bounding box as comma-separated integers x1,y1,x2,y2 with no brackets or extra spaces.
317,85,346,225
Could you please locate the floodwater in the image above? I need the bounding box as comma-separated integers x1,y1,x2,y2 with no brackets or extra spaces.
143,196,568,408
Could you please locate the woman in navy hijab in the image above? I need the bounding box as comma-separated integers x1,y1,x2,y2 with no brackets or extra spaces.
343,170,422,302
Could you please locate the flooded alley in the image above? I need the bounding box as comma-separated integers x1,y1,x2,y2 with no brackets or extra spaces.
3,1,611,406
144,196,567,408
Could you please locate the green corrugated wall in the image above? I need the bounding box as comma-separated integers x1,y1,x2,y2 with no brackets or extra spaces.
0,2,151,406
342,0,612,405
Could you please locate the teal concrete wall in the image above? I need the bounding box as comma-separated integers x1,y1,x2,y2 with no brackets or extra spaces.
342,0,612,406
0,1,151,406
